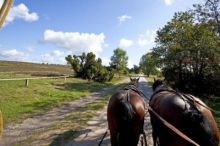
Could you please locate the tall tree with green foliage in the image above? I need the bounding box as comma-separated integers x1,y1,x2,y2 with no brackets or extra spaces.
139,52,158,77
110,48,128,75
129,65,140,74
193,0,220,35
153,10,220,95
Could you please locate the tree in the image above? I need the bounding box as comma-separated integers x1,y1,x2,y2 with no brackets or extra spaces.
193,0,220,35
65,55,80,75
129,65,140,74
110,48,128,75
153,10,220,95
65,52,114,82
139,52,158,77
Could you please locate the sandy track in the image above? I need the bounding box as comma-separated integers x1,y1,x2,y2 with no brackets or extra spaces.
65,77,153,146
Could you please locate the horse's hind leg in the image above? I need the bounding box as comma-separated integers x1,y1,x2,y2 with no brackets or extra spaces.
152,130,158,146
142,131,147,146
140,135,144,146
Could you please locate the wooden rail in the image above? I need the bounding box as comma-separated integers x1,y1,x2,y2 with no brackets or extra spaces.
0,76,69,87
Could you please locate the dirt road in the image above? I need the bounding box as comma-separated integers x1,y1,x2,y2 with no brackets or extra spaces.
65,77,153,146
0,77,153,146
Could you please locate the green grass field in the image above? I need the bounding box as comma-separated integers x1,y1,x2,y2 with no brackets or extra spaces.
0,77,121,124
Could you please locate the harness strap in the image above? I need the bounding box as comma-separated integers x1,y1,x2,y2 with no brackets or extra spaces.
151,89,220,115
184,94,220,115
148,105,200,146
124,85,146,100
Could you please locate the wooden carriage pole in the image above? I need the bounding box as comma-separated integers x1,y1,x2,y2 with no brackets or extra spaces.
0,0,14,138
0,0,14,28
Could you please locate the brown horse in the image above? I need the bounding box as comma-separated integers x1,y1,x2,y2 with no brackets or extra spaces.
107,77,147,146
149,79,220,146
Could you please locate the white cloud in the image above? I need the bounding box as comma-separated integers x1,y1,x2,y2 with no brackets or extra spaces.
0,49,29,61
0,49,24,57
43,29,106,55
26,47,35,52
137,30,156,48
164,0,175,6
119,38,133,48
118,15,132,23
128,60,134,69
41,50,66,64
4,3,39,26
101,57,110,66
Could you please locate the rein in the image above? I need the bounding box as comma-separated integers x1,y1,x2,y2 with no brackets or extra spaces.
98,129,108,146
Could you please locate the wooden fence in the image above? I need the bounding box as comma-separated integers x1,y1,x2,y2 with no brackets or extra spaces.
0,76,69,87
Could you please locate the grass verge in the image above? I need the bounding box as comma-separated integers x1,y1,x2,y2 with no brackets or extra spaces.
0,77,124,124
13,82,126,146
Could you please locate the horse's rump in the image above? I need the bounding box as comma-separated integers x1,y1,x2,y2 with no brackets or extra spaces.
107,87,146,146
149,88,220,146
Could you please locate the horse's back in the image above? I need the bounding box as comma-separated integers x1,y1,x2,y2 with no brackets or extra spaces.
149,91,220,146
150,91,186,123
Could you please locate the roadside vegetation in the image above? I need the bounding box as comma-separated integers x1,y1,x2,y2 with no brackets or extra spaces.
0,76,125,124
2,75,127,146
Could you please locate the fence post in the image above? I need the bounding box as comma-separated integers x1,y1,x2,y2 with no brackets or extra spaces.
0,110,3,138
25,79,29,87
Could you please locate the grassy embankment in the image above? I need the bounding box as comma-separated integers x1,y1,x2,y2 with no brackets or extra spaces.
0,77,124,123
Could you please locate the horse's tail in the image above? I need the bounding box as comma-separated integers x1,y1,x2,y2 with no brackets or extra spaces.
120,100,134,123
118,100,136,145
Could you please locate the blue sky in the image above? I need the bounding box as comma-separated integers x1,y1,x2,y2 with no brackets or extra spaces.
0,0,202,68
